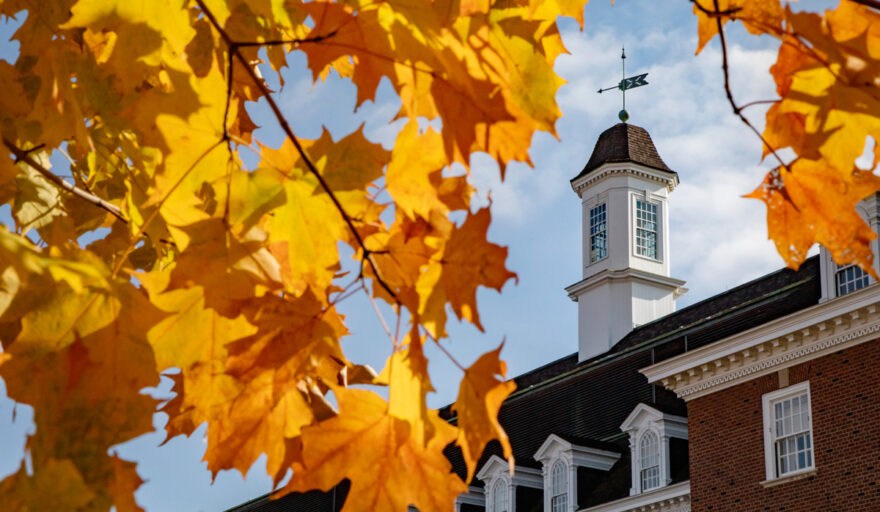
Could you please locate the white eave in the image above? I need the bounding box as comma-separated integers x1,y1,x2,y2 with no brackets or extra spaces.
571,162,679,196
566,268,687,302
641,281,880,400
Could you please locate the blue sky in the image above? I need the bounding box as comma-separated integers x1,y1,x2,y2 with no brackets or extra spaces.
0,1,841,510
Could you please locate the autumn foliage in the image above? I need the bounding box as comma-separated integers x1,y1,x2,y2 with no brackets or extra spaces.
0,0,878,511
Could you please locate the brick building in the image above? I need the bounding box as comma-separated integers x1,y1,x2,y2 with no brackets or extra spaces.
230,123,880,512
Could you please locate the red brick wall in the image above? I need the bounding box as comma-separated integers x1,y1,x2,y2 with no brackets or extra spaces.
688,340,880,511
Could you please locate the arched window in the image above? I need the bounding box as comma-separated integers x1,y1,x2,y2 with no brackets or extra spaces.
639,431,660,491
492,479,508,512
551,460,568,512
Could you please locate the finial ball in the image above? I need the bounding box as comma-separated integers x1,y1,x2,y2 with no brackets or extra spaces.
618,109,629,123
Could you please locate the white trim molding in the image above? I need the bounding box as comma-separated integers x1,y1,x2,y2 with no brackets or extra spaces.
455,486,485,512
571,162,679,196
641,283,880,400
566,268,687,302
579,481,690,512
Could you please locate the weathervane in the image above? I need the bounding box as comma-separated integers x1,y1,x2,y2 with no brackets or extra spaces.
597,47,649,123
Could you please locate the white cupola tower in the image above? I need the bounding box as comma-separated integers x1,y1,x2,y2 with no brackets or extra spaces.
566,123,687,362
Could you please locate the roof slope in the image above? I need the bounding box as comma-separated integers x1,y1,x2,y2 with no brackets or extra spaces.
571,123,673,181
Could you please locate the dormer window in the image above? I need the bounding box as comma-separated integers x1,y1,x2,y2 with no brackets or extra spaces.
589,203,607,263
550,461,568,512
620,403,688,495
534,433,620,512
836,263,870,296
477,455,543,512
639,431,661,491
635,199,658,259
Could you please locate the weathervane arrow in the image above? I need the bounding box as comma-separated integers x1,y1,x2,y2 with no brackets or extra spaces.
597,47,649,122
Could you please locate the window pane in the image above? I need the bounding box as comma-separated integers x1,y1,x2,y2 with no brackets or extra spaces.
837,264,871,296
590,204,607,262
771,390,815,477
635,200,658,259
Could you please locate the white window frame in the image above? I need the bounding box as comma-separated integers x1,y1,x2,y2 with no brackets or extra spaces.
761,381,815,482
491,477,509,512
589,203,608,264
632,196,662,262
550,459,569,512
638,431,661,492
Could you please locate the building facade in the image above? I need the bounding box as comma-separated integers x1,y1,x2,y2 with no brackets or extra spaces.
230,122,880,512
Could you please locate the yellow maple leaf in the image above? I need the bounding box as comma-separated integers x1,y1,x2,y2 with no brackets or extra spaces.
452,344,517,481
746,159,880,276
283,387,466,512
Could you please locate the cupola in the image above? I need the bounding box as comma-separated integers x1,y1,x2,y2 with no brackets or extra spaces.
566,123,687,362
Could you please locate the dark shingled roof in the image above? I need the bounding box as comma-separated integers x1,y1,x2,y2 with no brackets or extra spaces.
572,123,674,181
226,252,822,512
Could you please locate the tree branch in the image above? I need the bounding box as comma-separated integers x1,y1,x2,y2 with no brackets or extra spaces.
712,0,792,175
3,139,127,223
194,0,398,301
691,0,742,17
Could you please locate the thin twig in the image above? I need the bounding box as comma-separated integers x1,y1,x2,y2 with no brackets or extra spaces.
234,32,339,48
712,0,791,174
425,331,465,372
361,280,397,348
691,0,742,17
3,139,127,223
393,305,401,346
739,99,778,111
194,0,397,300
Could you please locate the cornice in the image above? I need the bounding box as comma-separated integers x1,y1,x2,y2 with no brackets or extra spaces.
579,481,690,512
571,162,679,196
641,283,880,401
476,455,543,489
534,434,621,471
566,267,687,301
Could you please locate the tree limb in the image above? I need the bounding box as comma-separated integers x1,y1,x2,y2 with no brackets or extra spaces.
3,139,127,223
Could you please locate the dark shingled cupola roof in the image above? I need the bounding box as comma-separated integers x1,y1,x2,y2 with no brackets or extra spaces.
572,123,674,181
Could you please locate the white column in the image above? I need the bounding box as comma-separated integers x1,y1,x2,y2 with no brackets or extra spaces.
661,434,672,485
508,481,516,512
568,462,578,512
542,464,550,512
629,435,639,495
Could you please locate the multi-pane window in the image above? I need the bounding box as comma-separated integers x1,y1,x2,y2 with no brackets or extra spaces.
551,461,568,512
639,431,660,491
492,479,508,512
589,204,607,263
836,264,870,296
763,382,814,480
635,200,658,259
